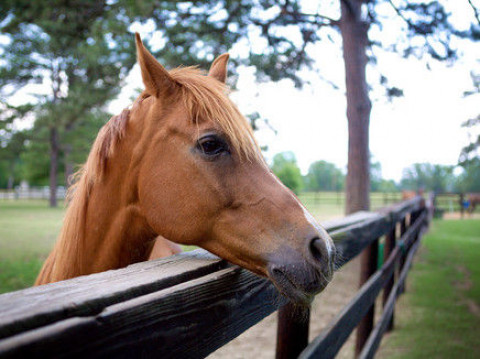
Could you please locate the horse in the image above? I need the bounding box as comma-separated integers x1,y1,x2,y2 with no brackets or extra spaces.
401,189,424,201
35,33,335,305
467,193,480,214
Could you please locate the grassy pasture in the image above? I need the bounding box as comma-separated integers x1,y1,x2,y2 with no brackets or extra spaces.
378,219,480,358
0,201,64,293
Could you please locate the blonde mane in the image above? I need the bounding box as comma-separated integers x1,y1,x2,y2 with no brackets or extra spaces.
37,66,264,284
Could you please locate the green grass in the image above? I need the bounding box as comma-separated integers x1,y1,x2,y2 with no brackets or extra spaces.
0,200,65,293
378,219,480,358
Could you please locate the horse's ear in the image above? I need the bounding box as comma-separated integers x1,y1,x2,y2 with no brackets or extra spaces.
208,53,229,83
135,33,176,97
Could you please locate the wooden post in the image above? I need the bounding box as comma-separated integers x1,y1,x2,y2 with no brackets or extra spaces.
398,216,408,295
355,238,379,356
460,193,464,218
383,226,396,332
276,303,310,359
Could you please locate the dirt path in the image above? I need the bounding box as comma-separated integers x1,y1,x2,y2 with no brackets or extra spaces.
208,258,361,359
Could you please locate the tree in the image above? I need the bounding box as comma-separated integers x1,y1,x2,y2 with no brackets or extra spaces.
305,160,345,191
456,159,480,193
458,71,480,184
0,1,136,206
271,152,304,194
400,163,455,193
0,130,27,189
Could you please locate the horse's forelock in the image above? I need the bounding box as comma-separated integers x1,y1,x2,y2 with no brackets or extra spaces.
169,67,263,163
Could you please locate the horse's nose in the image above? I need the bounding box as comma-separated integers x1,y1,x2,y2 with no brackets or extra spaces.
307,236,335,276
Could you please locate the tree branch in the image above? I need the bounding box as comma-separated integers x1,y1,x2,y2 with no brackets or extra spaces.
467,0,480,25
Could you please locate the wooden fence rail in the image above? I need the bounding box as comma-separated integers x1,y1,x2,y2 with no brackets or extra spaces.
0,196,431,359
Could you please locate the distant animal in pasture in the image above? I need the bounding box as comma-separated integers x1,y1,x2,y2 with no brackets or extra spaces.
35,34,335,305
466,193,480,214
402,189,424,200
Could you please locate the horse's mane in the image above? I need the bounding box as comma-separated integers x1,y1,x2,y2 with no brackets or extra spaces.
39,66,263,283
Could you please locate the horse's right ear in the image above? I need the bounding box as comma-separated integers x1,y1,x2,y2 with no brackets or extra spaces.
135,33,176,97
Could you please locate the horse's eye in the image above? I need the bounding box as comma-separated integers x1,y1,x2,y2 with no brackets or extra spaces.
197,135,229,156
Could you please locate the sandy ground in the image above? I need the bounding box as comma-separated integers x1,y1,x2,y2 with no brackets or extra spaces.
443,212,480,220
207,258,361,359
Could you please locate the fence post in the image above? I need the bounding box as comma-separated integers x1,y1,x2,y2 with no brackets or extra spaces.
459,193,464,218
398,215,408,295
383,225,396,332
276,303,310,359
355,238,379,356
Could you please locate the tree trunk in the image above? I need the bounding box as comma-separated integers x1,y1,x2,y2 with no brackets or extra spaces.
7,176,14,190
49,127,59,207
7,162,14,190
340,0,372,215
340,1,373,355
64,144,74,189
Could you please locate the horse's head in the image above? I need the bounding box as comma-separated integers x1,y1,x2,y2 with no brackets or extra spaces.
132,34,335,304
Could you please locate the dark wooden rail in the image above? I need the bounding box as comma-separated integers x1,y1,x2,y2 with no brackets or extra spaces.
0,196,431,359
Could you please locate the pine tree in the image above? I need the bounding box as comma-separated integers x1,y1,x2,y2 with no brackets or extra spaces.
0,1,136,206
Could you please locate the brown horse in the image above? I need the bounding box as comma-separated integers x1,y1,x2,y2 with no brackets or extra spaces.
467,193,480,214
35,34,335,305
402,189,424,200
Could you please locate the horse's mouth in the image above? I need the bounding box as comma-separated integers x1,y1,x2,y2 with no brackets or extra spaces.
268,266,329,306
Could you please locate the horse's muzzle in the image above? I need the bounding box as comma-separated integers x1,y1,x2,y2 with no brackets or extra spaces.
267,237,335,305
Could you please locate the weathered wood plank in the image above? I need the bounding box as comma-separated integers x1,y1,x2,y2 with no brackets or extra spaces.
0,249,226,340
0,267,287,359
321,211,379,232
378,196,424,225
331,213,390,267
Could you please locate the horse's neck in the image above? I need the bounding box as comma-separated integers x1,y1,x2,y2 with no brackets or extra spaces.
38,175,157,285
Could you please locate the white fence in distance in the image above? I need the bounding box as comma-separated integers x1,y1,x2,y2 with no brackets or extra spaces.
0,186,66,200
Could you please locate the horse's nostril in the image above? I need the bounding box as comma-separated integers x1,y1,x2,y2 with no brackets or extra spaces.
272,267,284,277
308,237,327,264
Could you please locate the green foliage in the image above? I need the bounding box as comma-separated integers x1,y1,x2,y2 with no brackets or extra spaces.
400,163,455,193
271,152,303,194
305,160,344,192
378,179,398,193
124,0,329,87
0,1,137,189
0,130,27,188
455,159,480,192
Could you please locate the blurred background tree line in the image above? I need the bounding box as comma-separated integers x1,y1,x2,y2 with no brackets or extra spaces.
270,151,478,195
0,0,479,207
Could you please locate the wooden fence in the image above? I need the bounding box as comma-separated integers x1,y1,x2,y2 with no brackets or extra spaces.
0,196,431,358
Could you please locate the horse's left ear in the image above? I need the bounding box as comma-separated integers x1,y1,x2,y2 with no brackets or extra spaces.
208,53,229,83
135,33,177,97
